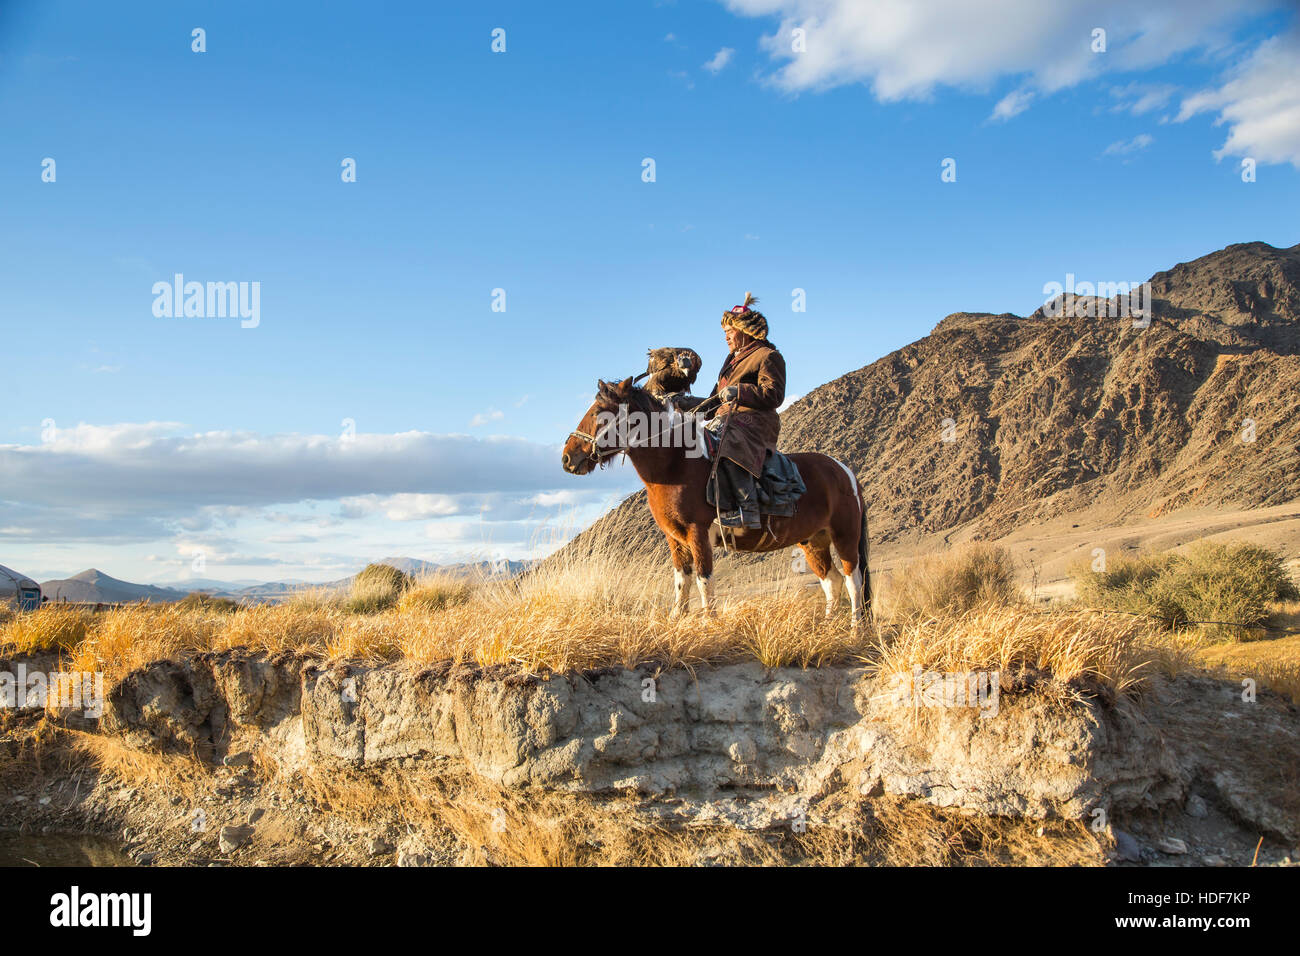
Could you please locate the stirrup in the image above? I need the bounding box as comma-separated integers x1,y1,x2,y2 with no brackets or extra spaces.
718,510,745,528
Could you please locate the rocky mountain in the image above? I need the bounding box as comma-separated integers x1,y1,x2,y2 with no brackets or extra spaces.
557,240,1300,565
374,556,533,578
40,569,187,604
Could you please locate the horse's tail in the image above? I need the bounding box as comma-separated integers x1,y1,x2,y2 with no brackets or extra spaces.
856,482,873,622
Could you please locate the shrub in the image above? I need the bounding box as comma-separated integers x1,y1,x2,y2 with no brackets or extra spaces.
887,544,1019,621
345,563,414,614
176,592,241,613
1071,542,1298,638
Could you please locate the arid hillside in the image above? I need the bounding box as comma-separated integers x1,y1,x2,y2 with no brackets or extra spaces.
559,241,1300,566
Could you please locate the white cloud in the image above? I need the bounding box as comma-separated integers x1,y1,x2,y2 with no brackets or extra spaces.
704,46,736,73
0,425,575,517
530,490,580,507
1176,28,1300,168
723,0,1278,102
469,408,504,426
1103,133,1154,155
990,89,1034,121
0,423,640,577
1109,81,1178,116
376,493,464,521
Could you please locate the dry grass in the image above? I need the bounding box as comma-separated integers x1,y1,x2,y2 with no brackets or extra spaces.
2,604,97,655
1196,632,1300,704
0,534,1221,701
291,763,1105,867
397,574,475,614
872,605,1182,699
883,544,1020,622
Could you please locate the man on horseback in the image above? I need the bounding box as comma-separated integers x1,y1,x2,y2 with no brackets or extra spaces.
704,292,786,530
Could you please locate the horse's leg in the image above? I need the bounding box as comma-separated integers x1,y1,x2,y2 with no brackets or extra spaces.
798,537,840,618
687,524,716,616
668,537,694,617
830,509,867,628
841,558,865,627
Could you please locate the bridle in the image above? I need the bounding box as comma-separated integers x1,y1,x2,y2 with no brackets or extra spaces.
568,398,626,467
568,386,724,469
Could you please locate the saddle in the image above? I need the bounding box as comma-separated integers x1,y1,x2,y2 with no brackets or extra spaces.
703,446,807,517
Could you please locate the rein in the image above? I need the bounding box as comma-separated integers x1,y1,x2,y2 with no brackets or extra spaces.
570,391,720,467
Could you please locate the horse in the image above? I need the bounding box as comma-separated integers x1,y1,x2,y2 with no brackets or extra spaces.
562,377,872,625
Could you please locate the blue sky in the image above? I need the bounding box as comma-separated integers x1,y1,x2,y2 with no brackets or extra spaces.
2,0,1298,583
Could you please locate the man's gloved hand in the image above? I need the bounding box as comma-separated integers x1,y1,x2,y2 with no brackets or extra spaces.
719,385,740,404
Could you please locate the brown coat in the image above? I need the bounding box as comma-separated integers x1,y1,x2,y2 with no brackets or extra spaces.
707,340,786,476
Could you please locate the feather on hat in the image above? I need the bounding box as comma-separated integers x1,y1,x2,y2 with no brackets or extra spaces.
721,291,768,340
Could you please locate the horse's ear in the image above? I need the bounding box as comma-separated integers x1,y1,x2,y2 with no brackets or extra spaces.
618,377,634,392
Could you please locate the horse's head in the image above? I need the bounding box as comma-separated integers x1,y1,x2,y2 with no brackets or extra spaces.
562,377,639,475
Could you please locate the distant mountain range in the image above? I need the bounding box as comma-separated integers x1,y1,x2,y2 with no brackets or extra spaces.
40,569,190,604
35,556,533,605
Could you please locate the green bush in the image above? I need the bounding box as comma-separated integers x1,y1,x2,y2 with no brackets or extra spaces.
176,592,241,613
1072,542,1297,639
345,563,414,614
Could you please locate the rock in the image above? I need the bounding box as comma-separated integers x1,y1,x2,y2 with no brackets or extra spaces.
219,824,254,854
223,751,253,768
1113,829,1143,862
1185,794,1209,819
367,837,393,856
247,808,265,825
396,850,432,867
1202,854,1228,867
1157,837,1188,855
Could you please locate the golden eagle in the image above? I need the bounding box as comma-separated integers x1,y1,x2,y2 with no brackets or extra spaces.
638,347,702,400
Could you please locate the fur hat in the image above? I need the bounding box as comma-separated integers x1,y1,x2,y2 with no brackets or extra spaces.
721,291,768,340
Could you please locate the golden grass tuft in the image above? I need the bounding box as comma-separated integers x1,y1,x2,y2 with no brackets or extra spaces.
396,574,475,614
2,604,97,655
884,544,1020,622
873,605,1183,698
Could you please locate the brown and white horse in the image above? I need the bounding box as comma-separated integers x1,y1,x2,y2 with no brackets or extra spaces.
562,378,872,625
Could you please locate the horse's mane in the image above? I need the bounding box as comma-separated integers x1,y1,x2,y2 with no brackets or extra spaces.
597,381,664,416
622,384,664,416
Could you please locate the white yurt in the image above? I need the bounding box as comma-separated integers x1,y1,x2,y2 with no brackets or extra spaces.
0,564,42,611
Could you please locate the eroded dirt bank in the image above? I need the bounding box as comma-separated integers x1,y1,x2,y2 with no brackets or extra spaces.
3,651,1298,866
